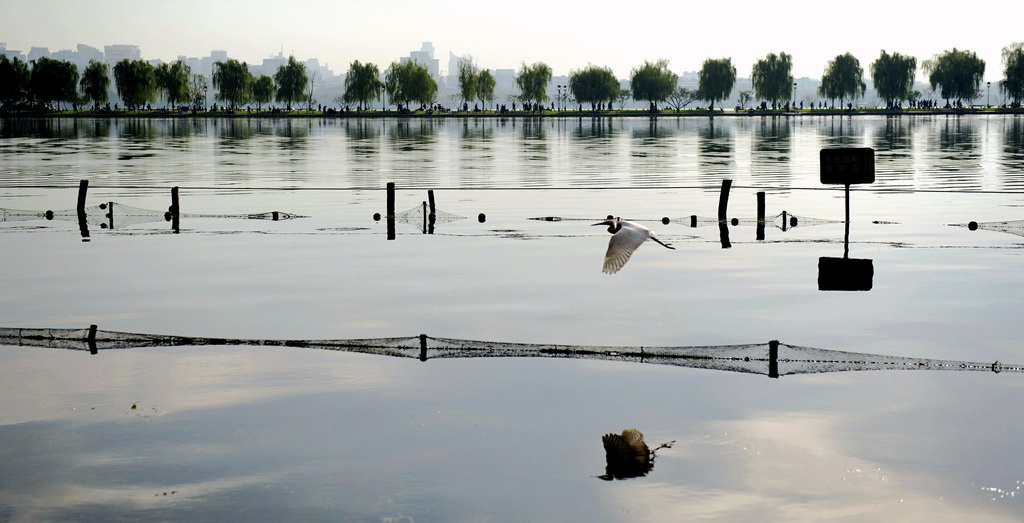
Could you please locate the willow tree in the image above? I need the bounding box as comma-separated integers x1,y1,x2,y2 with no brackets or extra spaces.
629,59,676,110
0,55,31,109
871,50,917,108
251,75,275,110
113,58,156,110
751,52,793,109
1002,43,1024,106
30,57,79,110
569,64,618,110
213,59,251,109
155,60,192,108
818,53,865,108
456,57,478,108
385,60,437,110
516,61,552,109
343,60,381,111
923,48,985,105
476,69,495,110
79,60,109,109
274,56,308,110
697,57,737,111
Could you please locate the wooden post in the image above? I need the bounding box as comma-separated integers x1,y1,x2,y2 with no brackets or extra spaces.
107,201,114,230
427,189,436,234
419,334,428,362
768,340,779,378
422,201,428,234
844,184,851,258
756,191,765,241
386,182,396,241
77,180,89,213
170,186,180,234
718,179,732,249
782,210,788,232
88,324,98,355
77,180,90,242
689,215,697,228
717,179,732,222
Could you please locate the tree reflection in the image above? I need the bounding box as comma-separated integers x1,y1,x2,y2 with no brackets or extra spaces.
1002,117,1024,189
387,118,437,152
750,116,793,186
697,119,734,182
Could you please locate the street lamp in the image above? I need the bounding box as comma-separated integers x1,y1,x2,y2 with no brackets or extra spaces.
792,81,797,109
987,81,991,108
203,85,208,111
381,86,386,112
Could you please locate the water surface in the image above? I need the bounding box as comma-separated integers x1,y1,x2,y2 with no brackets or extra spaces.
1,116,1023,521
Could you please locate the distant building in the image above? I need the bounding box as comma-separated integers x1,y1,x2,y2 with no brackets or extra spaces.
400,42,440,81
251,50,289,78
0,43,26,61
27,46,50,62
104,44,141,66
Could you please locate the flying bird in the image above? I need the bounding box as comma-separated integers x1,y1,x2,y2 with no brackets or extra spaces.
594,218,675,274
601,428,652,479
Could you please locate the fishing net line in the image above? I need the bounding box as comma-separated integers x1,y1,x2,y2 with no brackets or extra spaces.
953,220,1024,238
394,204,465,225
2,327,1019,377
0,202,305,230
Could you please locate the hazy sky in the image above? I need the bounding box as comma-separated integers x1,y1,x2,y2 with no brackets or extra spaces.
2,0,1018,82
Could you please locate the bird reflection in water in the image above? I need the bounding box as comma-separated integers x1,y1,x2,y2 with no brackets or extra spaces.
594,217,675,274
599,428,674,480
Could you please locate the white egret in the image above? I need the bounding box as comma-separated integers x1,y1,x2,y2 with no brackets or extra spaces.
593,218,675,274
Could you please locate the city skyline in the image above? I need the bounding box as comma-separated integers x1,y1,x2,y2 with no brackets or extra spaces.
2,0,1019,83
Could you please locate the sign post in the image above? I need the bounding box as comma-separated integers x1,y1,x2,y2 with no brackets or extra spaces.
818,148,875,291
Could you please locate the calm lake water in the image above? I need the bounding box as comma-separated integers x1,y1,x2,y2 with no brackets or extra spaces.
2,115,1024,521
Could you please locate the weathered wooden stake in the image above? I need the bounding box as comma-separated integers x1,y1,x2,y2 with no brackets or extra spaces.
717,179,732,222
768,339,779,379
77,180,91,242
782,210,788,232
427,189,436,217
77,180,89,213
107,201,114,230
690,215,697,228
386,182,396,240
170,186,180,233
422,201,428,234
419,334,428,362
88,324,98,355
756,191,766,241
427,189,436,234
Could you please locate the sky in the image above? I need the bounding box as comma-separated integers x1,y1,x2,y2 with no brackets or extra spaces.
2,0,1018,82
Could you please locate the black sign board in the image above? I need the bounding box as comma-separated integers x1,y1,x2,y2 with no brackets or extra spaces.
820,148,875,185
818,257,874,291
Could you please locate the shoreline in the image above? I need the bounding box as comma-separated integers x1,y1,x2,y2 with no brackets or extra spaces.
3,108,1023,119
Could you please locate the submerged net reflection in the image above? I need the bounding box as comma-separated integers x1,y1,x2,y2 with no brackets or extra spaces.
1,327,1019,378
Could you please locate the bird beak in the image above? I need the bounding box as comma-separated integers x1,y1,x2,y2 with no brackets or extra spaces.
593,220,612,226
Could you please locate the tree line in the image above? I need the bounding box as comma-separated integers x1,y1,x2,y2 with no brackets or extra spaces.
2,44,1023,112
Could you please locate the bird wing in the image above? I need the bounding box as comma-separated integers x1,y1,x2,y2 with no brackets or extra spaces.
603,228,648,274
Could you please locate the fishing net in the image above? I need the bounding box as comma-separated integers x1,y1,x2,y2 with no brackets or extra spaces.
2,327,1019,377
394,204,465,233
954,220,1024,238
0,203,305,230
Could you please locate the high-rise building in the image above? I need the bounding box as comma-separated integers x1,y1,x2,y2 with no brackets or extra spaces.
104,44,141,66
400,42,440,81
